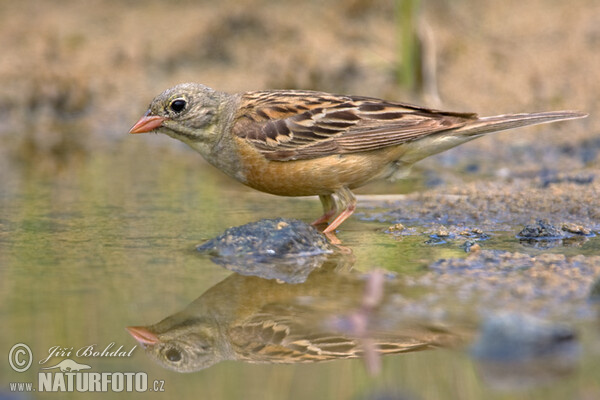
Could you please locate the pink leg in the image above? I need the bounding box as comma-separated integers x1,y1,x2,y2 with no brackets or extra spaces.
312,194,336,226
323,187,356,233
323,231,342,245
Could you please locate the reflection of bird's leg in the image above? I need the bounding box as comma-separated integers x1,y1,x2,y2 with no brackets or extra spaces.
312,194,337,226
323,187,356,234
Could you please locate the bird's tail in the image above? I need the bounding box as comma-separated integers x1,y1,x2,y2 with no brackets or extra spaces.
455,110,587,138
394,110,587,169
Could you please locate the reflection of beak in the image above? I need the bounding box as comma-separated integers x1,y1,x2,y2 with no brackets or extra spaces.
129,112,166,134
127,326,160,347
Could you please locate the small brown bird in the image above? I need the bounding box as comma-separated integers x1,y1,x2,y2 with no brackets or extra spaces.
130,83,586,233
126,264,463,372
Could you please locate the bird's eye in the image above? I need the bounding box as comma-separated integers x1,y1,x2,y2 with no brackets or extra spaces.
169,99,187,113
165,348,182,362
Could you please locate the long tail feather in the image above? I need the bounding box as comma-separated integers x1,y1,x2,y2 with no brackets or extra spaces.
456,110,587,138
397,110,587,167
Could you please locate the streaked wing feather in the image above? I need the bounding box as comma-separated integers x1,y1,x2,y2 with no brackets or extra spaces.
229,312,360,363
233,90,477,161
228,308,435,363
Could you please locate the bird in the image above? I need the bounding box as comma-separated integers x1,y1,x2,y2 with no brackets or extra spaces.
126,263,463,372
130,83,586,234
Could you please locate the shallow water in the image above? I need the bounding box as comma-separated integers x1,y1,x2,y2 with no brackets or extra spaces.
2,139,600,399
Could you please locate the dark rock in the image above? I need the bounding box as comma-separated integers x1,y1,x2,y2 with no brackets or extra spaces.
517,220,594,248
517,219,564,240
540,173,594,188
470,312,580,390
471,313,578,361
461,240,481,253
196,218,333,283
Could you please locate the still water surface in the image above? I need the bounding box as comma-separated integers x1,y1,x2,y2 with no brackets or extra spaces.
1,140,599,399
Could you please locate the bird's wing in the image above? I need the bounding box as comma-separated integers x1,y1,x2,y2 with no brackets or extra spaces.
228,305,433,363
232,90,478,161
229,314,361,363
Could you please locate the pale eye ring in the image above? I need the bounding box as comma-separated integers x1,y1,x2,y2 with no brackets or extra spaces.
169,99,187,113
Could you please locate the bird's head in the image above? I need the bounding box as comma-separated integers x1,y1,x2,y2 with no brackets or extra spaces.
127,323,225,372
129,83,227,144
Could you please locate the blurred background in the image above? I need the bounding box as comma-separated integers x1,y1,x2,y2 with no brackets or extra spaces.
0,0,596,176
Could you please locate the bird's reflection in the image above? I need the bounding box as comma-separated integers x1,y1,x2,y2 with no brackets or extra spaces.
127,257,464,373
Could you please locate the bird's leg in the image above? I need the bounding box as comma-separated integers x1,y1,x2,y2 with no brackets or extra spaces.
312,194,337,226
323,231,342,245
323,187,356,233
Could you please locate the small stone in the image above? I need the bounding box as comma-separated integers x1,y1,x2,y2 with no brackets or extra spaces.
469,243,481,253
276,221,289,230
387,223,405,233
437,228,450,237
561,223,592,236
461,240,475,252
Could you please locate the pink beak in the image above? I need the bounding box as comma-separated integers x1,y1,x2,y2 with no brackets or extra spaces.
127,326,160,346
129,113,166,134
